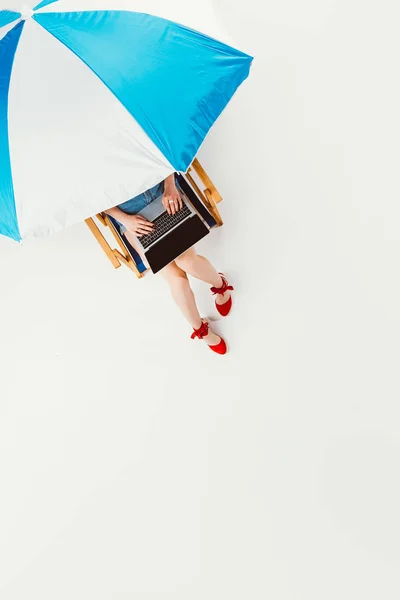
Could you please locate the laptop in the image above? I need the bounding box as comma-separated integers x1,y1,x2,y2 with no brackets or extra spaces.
133,191,210,274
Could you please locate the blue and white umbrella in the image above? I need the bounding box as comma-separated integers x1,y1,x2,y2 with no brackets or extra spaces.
0,1,252,241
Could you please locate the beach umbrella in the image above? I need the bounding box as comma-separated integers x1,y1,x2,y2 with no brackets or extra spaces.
0,1,253,241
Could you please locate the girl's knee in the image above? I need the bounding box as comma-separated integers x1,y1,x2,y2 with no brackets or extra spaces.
161,263,188,285
167,270,193,300
175,248,197,269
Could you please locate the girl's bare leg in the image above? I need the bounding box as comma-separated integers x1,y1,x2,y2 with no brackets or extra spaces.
161,262,221,346
174,248,230,305
123,232,222,344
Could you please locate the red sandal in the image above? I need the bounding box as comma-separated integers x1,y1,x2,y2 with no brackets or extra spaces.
211,274,234,317
191,321,227,355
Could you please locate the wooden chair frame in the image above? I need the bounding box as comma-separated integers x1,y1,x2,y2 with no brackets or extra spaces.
85,159,223,278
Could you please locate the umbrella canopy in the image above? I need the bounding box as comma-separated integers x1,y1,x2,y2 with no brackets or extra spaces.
0,1,253,241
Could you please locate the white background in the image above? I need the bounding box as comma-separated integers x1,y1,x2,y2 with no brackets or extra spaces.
1,0,400,597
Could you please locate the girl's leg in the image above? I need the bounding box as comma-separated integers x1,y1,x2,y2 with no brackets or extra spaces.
123,232,223,344
161,261,221,345
174,248,230,305
161,261,201,329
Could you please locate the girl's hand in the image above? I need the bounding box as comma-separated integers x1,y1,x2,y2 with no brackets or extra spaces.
162,185,183,215
124,214,154,237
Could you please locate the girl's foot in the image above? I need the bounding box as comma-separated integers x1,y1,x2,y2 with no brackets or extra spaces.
211,274,234,317
191,320,227,355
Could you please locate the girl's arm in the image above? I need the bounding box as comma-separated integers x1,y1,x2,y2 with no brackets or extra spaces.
164,173,178,193
104,205,130,227
162,174,182,215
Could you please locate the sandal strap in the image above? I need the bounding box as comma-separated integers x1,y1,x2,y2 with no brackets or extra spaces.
191,321,209,340
211,274,234,296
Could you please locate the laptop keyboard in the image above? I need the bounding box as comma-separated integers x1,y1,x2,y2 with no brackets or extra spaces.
140,204,192,249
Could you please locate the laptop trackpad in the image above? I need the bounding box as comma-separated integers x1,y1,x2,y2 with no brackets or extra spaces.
145,216,209,274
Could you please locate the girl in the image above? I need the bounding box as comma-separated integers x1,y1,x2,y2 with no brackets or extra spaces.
106,174,233,355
